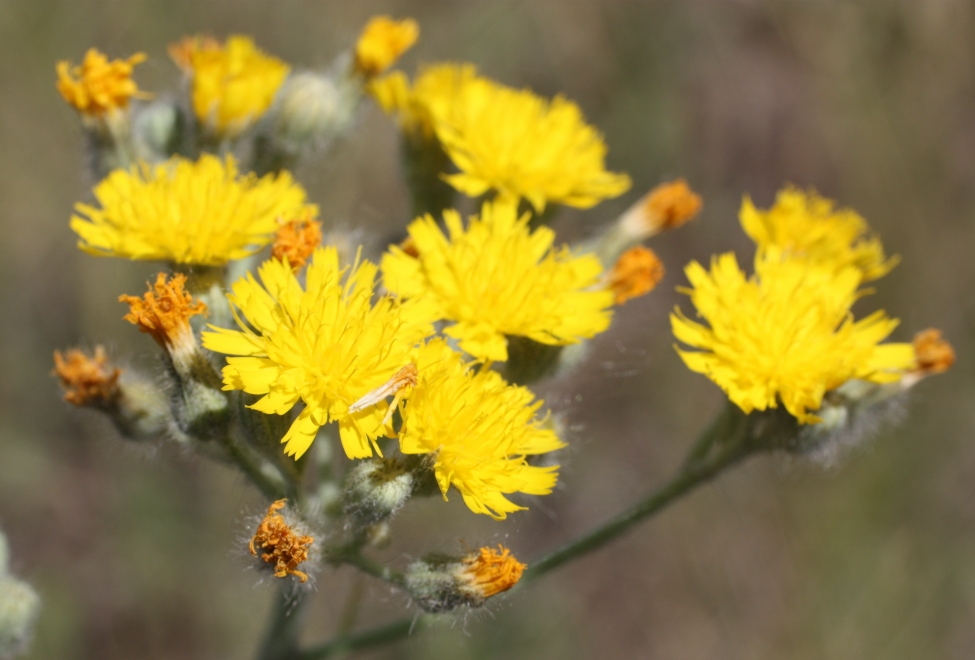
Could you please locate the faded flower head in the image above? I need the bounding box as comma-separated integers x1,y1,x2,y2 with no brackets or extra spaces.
606,246,665,305
354,16,419,77
912,328,955,376
70,154,312,265
457,545,526,601
271,213,322,270
398,339,564,519
56,48,148,118
202,247,434,460
381,200,613,362
52,346,120,408
249,500,315,583
405,544,526,612
671,250,915,423
120,273,206,367
172,35,289,138
619,178,703,241
740,187,897,282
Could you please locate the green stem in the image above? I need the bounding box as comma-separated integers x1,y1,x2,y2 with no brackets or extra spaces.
221,432,291,501
328,546,406,588
256,583,309,660
294,615,430,660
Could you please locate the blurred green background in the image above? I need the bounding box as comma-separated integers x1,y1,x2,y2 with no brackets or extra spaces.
1,0,973,658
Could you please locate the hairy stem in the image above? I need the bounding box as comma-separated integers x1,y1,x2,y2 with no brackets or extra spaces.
294,615,431,660
256,583,309,660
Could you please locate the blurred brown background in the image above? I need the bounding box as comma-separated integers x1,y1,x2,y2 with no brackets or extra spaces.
1,0,974,658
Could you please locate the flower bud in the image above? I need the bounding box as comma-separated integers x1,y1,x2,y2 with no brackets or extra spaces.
0,576,40,659
405,545,526,613
132,99,182,161
249,499,317,584
343,458,415,528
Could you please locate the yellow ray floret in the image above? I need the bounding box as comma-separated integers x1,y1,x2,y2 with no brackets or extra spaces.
354,16,419,77
740,187,897,281
70,154,312,265
56,48,148,117
433,72,631,211
381,200,614,362
202,247,434,460
671,250,915,423
369,63,477,139
398,339,565,519
172,35,289,138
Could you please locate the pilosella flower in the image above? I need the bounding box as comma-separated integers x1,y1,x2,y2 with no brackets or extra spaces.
271,212,322,271
70,154,312,265
354,16,419,78
170,35,289,138
369,63,478,139
119,273,207,371
398,339,565,519
56,49,148,119
740,187,897,282
381,200,613,362
432,73,631,211
202,247,434,460
671,249,915,423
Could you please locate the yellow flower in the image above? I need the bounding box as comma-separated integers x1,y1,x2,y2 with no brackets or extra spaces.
671,250,915,423
354,16,419,78
70,154,312,265
369,63,477,139
56,49,148,118
740,187,897,281
398,339,565,519
433,73,631,211
202,248,434,460
172,35,289,138
381,200,614,362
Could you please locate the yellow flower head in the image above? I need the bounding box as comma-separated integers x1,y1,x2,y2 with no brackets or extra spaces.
172,35,289,138
202,248,434,460
70,154,313,265
433,74,631,211
56,49,148,118
381,200,614,362
398,339,565,519
369,63,477,139
354,16,419,78
740,187,897,281
671,250,915,423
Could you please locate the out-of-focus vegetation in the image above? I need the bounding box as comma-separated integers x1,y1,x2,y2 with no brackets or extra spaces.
1,1,973,658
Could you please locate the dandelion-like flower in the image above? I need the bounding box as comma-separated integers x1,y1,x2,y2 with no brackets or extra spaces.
171,35,289,138
354,16,419,78
606,246,665,305
432,73,631,211
369,63,478,139
618,178,703,242
671,250,915,423
382,200,613,362
70,154,312,265
271,213,322,270
202,248,434,460
398,339,565,519
249,500,315,583
52,346,120,407
740,187,897,281
56,49,148,118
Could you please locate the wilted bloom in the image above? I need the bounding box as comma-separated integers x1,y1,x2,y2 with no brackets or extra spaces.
606,246,665,305
458,546,526,600
618,179,703,242
271,213,322,270
405,544,526,612
370,63,477,139
120,273,207,369
171,35,289,138
249,500,315,583
398,339,564,519
52,346,120,407
56,49,148,118
912,329,955,376
382,200,613,362
354,16,419,78
70,154,312,265
671,250,915,423
432,73,631,210
202,248,434,460
740,187,897,281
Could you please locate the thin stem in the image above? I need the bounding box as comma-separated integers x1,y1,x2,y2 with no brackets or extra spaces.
294,615,430,660
336,574,365,635
328,546,406,588
220,432,290,501
256,583,309,660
